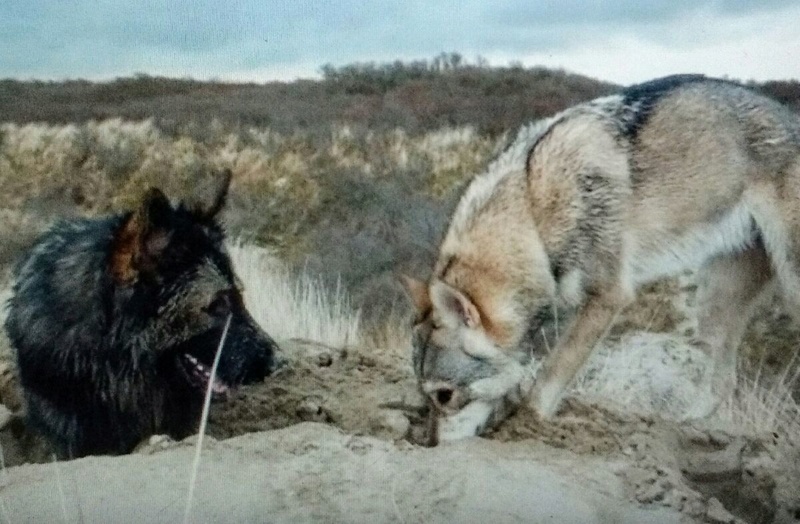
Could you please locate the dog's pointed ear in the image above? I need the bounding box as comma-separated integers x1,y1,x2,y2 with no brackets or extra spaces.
430,281,481,329
111,188,174,285
189,168,232,219
400,274,431,314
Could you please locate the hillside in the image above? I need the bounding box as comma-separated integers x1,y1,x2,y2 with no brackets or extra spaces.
3,57,798,137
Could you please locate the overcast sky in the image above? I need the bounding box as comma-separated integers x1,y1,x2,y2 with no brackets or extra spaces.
3,1,799,84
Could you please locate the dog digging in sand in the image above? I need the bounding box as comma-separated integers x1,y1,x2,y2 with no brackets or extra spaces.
403,74,800,443
5,169,282,458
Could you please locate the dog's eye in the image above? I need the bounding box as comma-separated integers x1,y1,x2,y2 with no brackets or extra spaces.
204,291,233,318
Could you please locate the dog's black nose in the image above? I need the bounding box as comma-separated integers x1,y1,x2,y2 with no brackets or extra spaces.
426,383,462,411
436,387,453,406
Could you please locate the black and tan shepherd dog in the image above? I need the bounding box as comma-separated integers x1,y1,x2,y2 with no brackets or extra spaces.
5,170,281,458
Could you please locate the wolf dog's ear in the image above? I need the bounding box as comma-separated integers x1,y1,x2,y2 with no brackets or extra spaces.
188,168,232,219
111,188,174,284
430,281,481,329
400,274,431,314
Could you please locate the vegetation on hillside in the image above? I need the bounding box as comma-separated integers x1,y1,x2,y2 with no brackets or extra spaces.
1,54,618,135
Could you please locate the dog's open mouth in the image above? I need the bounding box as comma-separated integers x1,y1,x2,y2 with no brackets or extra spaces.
178,353,232,400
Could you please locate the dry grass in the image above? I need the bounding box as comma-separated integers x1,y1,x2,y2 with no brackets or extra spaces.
227,242,417,356
0,119,496,211
726,356,800,448
0,120,496,253
228,243,364,348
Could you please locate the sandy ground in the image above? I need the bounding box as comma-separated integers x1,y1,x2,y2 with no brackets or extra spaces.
1,274,799,523
2,422,690,524
2,334,798,523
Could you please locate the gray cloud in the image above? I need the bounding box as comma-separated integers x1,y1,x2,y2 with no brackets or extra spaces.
1,0,798,80
488,0,797,27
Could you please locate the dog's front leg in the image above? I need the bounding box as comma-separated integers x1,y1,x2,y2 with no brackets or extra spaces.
530,287,631,418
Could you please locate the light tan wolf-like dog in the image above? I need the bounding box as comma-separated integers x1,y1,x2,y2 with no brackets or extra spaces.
404,75,800,443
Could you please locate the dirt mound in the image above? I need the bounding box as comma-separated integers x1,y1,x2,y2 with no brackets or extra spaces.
1,423,692,524
202,335,800,523
487,396,800,523
207,339,422,442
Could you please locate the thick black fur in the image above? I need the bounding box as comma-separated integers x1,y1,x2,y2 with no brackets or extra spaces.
5,175,281,458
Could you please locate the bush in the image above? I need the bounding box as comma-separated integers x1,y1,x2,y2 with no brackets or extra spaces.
0,59,620,136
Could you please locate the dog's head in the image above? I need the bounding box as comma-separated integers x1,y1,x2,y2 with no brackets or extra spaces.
403,276,514,413
403,273,559,443
110,169,282,399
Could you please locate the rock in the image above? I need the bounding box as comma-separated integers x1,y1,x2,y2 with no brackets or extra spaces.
706,497,737,523
345,436,371,455
296,399,328,422
134,434,176,455
375,410,410,440
680,438,745,481
280,339,343,365
149,434,173,447
0,404,12,431
315,351,333,367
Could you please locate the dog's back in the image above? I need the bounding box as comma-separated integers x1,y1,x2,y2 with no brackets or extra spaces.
6,216,146,455
522,76,800,288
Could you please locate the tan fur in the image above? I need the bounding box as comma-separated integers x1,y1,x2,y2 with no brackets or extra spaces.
110,189,171,285
110,211,143,285
407,77,800,431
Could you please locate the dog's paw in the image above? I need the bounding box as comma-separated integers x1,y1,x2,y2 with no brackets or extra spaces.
437,400,495,442
467,378,508,401
468,366,532,402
